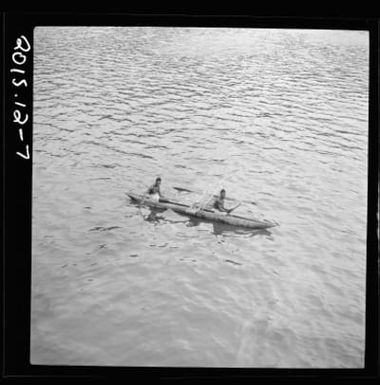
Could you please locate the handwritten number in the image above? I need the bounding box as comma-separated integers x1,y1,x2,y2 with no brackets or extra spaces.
13,110,28,125
14,35,31,52
12,78,28,87
12,35,30,161
12,51,27,65
16,145,30,160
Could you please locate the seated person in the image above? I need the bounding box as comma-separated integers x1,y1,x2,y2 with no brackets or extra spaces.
192,189,234,214
146,177,162,202
211,189,232,213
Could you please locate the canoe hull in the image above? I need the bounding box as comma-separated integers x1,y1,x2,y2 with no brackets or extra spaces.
127,192,276,230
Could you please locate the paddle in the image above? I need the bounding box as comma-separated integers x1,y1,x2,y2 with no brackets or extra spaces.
173,186,257,206
172,186,194,193
227,202,241,214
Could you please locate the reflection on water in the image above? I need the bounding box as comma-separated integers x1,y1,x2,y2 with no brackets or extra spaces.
31,27,368,368
144,209,166,223
186,217,272,237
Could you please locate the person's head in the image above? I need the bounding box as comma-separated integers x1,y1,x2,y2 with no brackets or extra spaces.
155,177,161,186
220,189,226,199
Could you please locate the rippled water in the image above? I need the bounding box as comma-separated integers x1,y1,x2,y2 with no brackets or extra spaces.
31,27,369,368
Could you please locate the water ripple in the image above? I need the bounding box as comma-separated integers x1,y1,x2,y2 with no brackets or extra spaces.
32,27,368,368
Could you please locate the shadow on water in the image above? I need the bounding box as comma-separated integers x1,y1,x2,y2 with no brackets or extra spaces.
135,205,272,237
186,217,272,237
139,207,188,226
143,208,173,224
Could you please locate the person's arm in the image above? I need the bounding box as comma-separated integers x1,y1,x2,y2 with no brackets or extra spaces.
215,199,229,213
146,185,154,194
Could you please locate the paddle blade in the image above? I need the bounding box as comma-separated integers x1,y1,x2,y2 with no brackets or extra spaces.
173,186,193,193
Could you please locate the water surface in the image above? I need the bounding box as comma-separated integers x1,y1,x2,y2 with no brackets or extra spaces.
31,27,368,368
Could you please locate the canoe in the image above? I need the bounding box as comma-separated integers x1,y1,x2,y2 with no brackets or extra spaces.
126,192,277,230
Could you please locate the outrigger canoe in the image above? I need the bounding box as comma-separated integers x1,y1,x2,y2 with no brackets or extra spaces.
127,192,277,230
